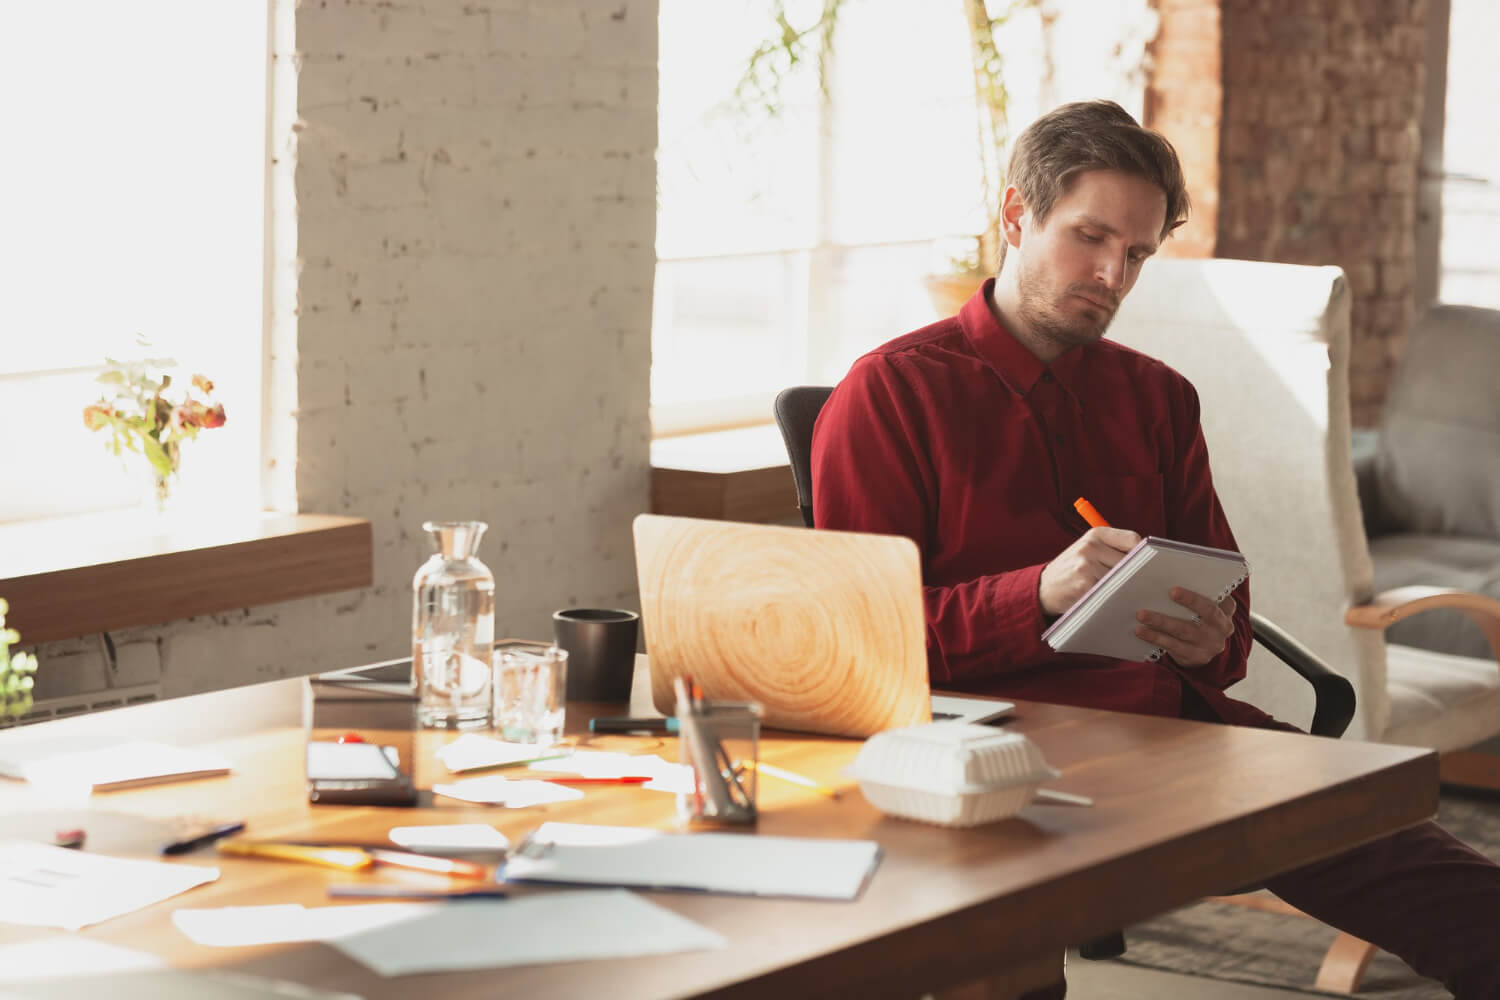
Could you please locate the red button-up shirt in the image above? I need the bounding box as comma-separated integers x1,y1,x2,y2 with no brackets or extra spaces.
812,279,1267,726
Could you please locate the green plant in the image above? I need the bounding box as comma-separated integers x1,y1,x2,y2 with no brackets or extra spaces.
736,0,1034,275
1,598,38,724
82,346,227,509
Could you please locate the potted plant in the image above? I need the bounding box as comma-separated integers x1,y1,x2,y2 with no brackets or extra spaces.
82,350,227,513
1,598,38,727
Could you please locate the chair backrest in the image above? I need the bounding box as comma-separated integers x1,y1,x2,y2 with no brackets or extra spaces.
1372,303,1500,540
773,386,834,528
1106,258,1388,738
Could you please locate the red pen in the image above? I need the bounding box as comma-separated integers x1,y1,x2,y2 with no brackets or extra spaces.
547,776,652,785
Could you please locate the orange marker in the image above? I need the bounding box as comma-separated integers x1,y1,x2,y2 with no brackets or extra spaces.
1073,497,1111,529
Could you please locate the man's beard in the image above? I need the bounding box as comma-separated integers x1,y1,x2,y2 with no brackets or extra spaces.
1016,262,1118,353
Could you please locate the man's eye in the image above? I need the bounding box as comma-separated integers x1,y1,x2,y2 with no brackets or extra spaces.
1078,231,1102,243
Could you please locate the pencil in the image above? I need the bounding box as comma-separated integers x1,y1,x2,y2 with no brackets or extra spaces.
742,760,841,799
217,840,373,872
1073,497,1111,529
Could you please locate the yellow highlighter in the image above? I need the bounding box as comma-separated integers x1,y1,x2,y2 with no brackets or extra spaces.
217,840,374,872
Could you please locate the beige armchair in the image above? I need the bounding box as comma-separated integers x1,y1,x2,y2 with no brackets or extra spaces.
1106,258,1500,992
1107,257,1500,752
1355,305,1500,662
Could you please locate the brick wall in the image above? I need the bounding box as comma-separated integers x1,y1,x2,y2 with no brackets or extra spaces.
1145,0,1221,260
31,0,658,704
1148,0,1427,426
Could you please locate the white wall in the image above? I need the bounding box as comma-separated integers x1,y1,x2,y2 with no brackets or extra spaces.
29,0,658,705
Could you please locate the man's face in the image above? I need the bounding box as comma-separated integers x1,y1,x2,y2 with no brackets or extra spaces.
1010,169,1168,354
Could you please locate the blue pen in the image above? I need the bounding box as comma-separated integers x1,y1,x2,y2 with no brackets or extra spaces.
327,884,509,900
589,716,680,735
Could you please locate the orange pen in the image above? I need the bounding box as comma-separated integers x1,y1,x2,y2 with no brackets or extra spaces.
1073,497,1111,529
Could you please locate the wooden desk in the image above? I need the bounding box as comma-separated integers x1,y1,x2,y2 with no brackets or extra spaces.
0,668,1437,999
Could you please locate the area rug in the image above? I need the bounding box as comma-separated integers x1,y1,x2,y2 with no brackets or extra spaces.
1110,793,1500,998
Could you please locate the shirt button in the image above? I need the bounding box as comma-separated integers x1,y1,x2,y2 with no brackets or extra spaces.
1055,433,1065,444
1040,373,1054,382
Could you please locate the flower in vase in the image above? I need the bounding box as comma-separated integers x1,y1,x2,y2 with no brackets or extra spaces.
82,348,228,511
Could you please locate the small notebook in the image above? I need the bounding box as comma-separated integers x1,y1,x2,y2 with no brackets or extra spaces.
1041,536,1249,662
0,741,231,793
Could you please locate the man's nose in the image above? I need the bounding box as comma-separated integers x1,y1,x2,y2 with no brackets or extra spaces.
1096,251,1127,291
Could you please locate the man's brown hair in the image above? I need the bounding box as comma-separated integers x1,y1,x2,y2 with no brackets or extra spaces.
998,100,1189,268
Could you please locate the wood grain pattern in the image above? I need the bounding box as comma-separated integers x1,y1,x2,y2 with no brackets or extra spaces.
0,668,1438,1000
633,513,931,737
1346,584,1500,660
0,513,372,644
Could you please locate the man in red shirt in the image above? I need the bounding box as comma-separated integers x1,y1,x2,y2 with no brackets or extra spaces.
812,100,1500,998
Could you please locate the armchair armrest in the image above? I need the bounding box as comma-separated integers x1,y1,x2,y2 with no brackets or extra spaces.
1346,586,1500,662
1250,612,1356,738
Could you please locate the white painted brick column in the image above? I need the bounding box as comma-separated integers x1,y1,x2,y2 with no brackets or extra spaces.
28,0,657,705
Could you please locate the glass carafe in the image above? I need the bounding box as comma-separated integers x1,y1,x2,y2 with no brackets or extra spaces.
412,520,495,729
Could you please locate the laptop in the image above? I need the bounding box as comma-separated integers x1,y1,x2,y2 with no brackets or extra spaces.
632,514,1012,738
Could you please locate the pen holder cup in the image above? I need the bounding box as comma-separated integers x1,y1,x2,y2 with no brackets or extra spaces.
676,699,761,827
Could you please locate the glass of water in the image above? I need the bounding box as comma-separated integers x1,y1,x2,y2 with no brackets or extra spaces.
493,645,568,747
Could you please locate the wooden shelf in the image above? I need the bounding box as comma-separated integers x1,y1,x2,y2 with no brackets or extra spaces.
0,511,373,645
650,423,797,523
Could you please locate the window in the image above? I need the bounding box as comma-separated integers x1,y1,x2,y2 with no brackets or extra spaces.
652,0,991,435
0,3,269,523
1439,0,1500,308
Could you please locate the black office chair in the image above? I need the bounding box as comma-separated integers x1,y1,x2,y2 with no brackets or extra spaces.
772,383,1358,961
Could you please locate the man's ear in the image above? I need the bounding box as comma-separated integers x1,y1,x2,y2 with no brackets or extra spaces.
1000,185,1026,249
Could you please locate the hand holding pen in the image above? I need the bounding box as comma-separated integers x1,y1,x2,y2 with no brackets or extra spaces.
1038,497,1140,617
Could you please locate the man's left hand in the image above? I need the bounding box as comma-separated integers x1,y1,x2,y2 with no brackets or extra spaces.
1135,588,1237,668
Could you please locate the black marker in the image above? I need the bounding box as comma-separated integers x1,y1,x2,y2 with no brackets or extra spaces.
161,821,247,856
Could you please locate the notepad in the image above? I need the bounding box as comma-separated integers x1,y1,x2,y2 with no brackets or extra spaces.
503,822,882,900
1041,536,1249,662
0,742,231,793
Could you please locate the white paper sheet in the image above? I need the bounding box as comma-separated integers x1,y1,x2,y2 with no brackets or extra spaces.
434,735,568,773
387,824,509,852
327,889,726,977
172,903,431,947
504,823,882,900
0,938,165,982
430,776,583,807
527,750,692,793
0,841,218,930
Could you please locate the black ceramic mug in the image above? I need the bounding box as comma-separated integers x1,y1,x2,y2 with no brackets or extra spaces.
552,608,640,701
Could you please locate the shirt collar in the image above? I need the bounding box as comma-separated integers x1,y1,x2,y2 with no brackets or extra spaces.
959,278,1090,398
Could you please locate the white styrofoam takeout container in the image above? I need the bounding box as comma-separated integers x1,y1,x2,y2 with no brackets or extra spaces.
845,722,1060,828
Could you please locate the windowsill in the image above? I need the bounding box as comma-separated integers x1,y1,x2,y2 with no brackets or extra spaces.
649,423,798,524
0,510,373,645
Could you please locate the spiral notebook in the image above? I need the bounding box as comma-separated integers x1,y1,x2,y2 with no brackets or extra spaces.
1041,536,1249,662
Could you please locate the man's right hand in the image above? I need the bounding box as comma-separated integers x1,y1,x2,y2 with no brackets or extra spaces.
1038,527,1142,617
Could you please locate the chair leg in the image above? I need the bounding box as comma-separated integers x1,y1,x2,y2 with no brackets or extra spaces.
1077,931,1125,959
1314,932,1379,994
1210,894,1378,995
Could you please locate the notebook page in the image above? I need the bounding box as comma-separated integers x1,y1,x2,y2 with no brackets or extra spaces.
1041,537,1248,661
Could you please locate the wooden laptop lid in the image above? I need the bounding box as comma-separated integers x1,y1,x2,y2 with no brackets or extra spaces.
632,514,932,738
